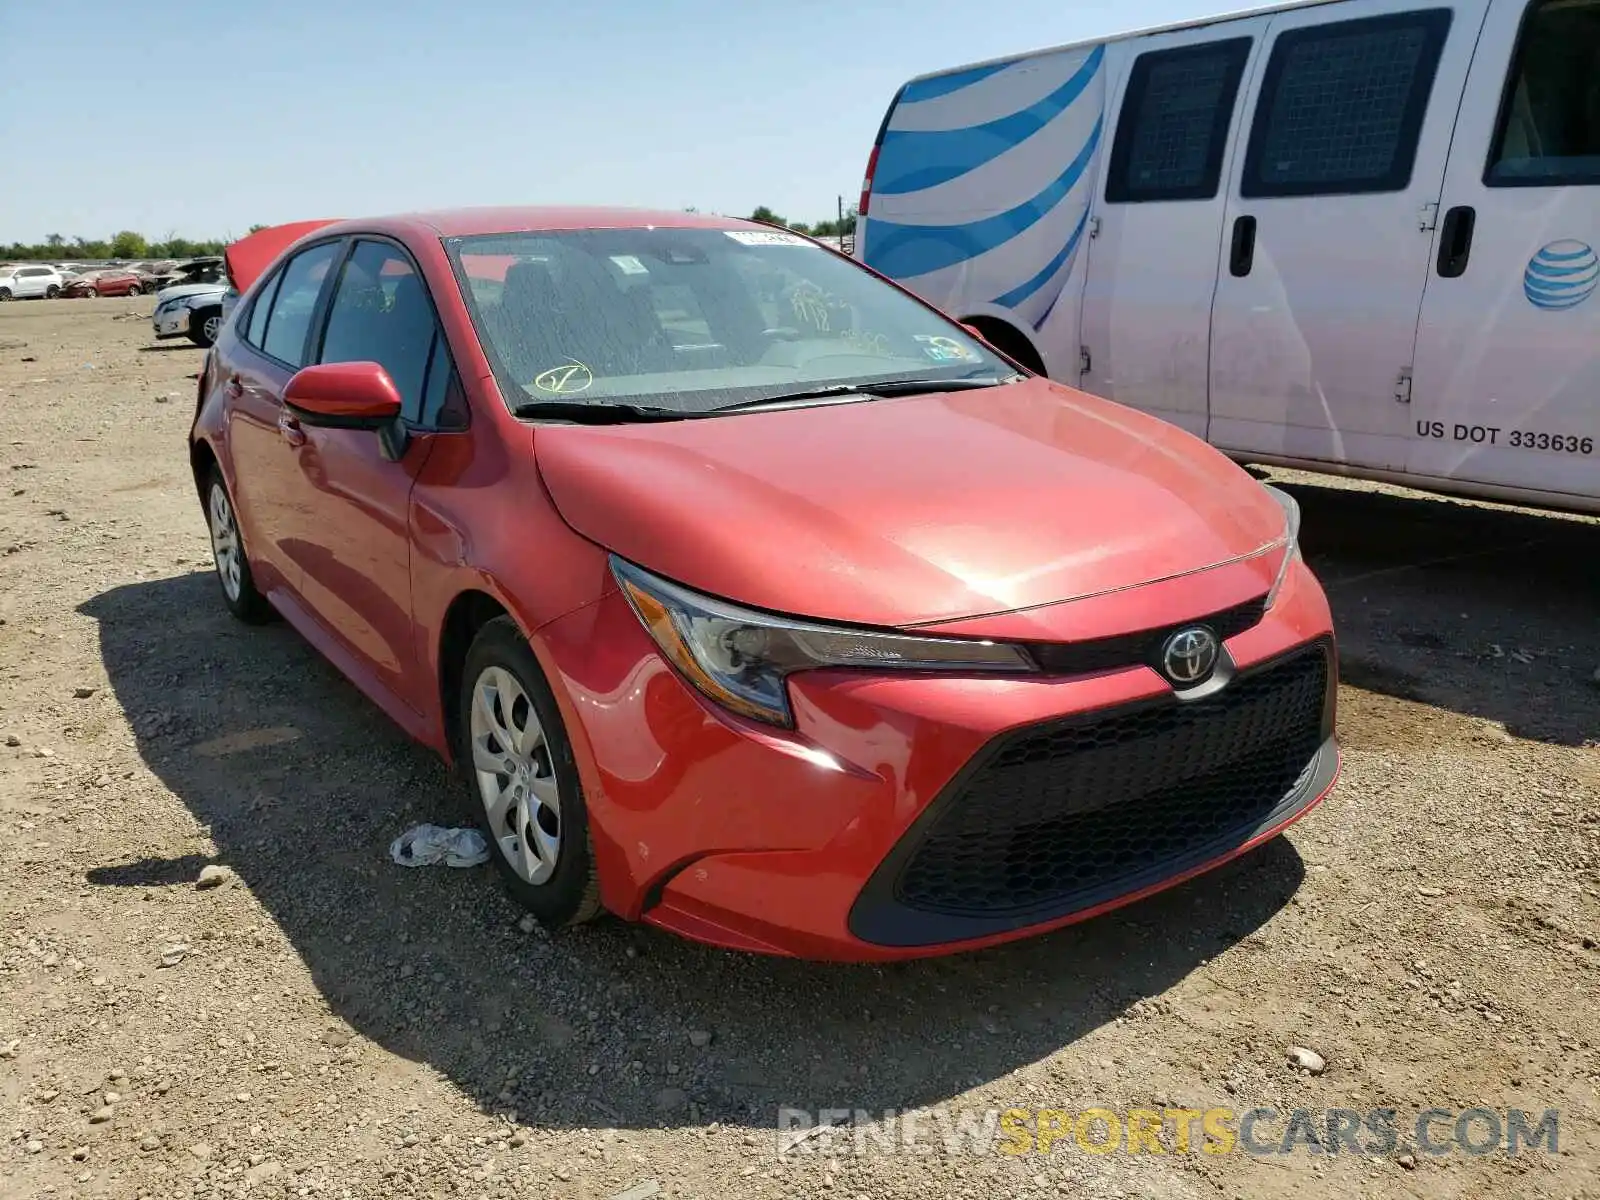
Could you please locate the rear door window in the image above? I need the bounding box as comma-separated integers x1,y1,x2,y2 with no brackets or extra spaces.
260,242,340,366
1242,9,1453,197
244,271,282,349
1107,38,1255,203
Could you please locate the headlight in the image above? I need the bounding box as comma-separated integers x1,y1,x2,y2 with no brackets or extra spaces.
1262,485,1301,610
612,557,1035,726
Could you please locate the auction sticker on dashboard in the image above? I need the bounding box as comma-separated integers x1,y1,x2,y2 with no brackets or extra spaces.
725,231,812,247
915,334,981,363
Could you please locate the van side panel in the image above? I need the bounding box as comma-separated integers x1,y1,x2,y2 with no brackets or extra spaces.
857,46,1109,375
1408,0,1600,503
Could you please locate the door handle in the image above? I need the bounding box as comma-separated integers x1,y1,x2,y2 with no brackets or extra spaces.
1229,215,1257,278
224,374,243,399
1435,205,1476,278
277,410,306,447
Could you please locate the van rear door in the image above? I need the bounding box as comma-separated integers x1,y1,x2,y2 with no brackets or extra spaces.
1077,16,1268,439
1207,0,1491,471
1408,0,1600,504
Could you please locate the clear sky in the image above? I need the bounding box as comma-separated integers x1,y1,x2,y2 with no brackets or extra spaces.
0,0,1218,244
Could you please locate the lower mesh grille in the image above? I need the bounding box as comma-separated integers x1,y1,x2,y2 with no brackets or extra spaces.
894,643,1330,917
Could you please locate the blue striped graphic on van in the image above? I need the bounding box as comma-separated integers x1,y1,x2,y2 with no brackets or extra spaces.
860,43,1107,332
875,46,1105,196
1523,240,1599,311
898,61,1015,105
862,117,1102,281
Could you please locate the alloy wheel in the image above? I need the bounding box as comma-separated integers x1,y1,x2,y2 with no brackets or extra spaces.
470,665,561,885
207,482,242,602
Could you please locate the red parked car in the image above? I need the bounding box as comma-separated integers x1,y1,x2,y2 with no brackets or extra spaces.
63,269,145,298
190,209,1338,961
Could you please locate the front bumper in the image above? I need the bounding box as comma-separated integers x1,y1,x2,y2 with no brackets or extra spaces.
152,306,192,339
535,555,1339,961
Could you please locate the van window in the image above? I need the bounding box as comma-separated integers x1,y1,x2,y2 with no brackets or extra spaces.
1487,0,1600,185
1242,9,1453,197
1106,38,1252,203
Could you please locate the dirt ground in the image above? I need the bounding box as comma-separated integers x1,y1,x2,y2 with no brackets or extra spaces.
1,297,1596,1200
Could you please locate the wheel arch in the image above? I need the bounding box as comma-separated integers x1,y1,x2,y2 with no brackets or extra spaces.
437,589,514,763
189,437,219,505
958,310,1047,376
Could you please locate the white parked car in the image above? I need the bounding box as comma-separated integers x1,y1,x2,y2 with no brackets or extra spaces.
857,0,1600,515
152,279,229,347
0,265,64,300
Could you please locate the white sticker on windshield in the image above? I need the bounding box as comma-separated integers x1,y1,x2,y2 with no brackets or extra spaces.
609,255,649,275
914,334,981,363
724,230,813,247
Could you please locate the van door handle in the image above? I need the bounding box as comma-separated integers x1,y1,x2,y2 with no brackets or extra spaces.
1229,215,1257,278
1436,205,1476,278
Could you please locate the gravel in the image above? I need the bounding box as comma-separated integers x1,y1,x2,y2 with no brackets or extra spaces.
1,298,1596,1198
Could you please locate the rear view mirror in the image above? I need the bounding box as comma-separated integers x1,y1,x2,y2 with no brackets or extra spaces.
284,362,402,429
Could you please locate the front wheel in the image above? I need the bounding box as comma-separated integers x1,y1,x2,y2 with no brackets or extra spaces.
457,617,601,929
205,469,272,623
44,285,60,299
128,283,143,296
188,308,221,347
0,288,12,302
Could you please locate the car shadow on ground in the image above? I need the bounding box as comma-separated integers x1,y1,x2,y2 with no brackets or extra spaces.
136,344,201,354
80,571,1303,1132
1267,476,1600,746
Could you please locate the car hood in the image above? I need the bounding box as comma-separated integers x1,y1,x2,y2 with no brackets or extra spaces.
155,282,226,304
533,378,1288,628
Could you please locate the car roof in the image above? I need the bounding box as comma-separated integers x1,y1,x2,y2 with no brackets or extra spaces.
328,206,766,239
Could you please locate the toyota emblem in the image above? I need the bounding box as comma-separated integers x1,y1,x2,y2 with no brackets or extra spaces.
1161,627,1219,686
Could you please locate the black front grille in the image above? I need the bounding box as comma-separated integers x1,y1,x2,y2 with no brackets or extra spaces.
892,642,1329,919
1026,594,1268,676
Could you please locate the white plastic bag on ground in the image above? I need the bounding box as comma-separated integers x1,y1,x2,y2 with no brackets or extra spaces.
389,824,490,868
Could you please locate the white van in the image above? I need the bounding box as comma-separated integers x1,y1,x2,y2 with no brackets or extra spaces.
854,0,1600,514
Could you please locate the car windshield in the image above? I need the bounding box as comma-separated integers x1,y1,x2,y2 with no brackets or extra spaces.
446,227,1010,416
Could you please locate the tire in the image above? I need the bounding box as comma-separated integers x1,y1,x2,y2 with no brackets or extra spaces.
128,283,143,296
456,617,602,929
188,308,222,348
204,468,272,624
0,288,11,301
45,285,60,299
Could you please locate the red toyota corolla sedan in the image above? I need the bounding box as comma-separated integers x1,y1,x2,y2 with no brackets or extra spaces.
189,208,1338,961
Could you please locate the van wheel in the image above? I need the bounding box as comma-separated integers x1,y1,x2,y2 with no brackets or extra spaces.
0,288,11,301
457,617,602,930
45,285,60,299
188,308,221,347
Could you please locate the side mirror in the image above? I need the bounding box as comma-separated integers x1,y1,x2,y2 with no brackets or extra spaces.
284,362,402,429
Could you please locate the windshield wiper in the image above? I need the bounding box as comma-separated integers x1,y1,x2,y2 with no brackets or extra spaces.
713,375,1016,414
511,400,693,424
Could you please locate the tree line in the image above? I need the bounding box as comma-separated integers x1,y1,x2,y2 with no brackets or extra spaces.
4,209,855,262
0,229,249,262
747,206,857,238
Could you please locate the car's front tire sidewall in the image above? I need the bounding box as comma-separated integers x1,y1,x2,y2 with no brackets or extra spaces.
457,618,601,929
205,470,272,624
